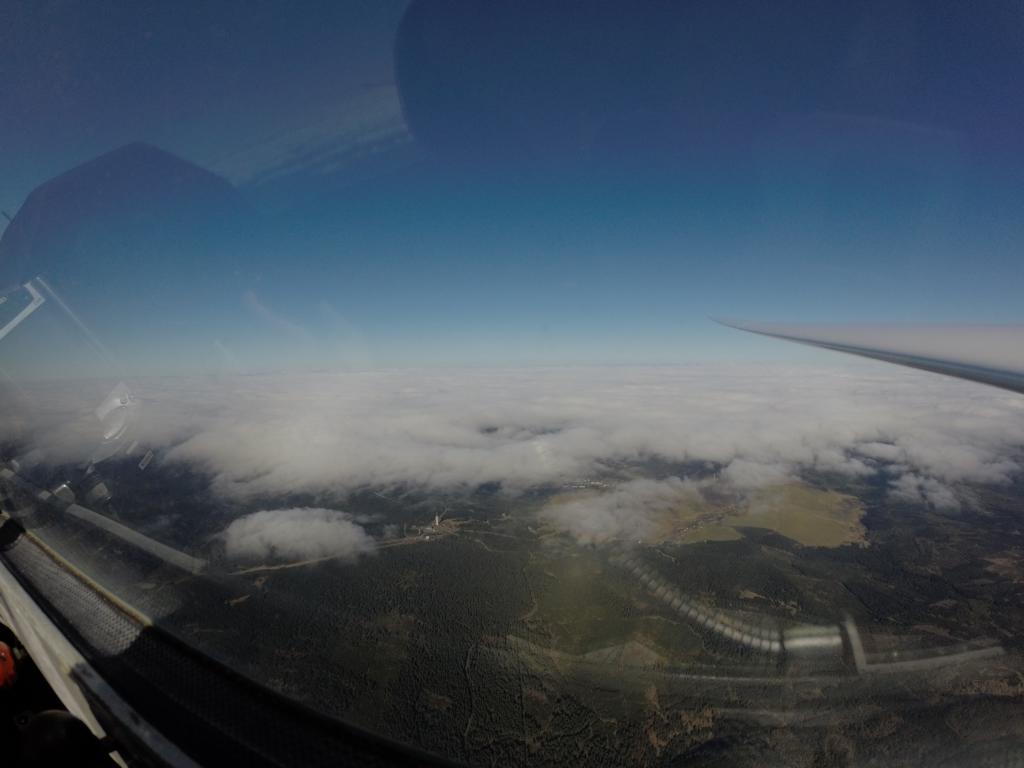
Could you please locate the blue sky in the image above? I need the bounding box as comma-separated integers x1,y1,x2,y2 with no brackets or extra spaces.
2,1,1023,374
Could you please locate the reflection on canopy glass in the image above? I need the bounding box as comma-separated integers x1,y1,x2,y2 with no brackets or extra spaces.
1,2,1023,766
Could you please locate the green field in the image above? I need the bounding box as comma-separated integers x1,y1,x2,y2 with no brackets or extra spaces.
522,550,703,661
545,481,865,549
730,484,866,547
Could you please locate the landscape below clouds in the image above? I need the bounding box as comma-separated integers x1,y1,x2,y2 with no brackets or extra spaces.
7,363,1024,560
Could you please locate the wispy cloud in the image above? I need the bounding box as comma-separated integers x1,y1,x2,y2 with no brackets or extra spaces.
208,86,413,189
541,476,701,544
243,290,313,341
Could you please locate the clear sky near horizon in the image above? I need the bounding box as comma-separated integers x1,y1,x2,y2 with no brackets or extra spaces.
2,1,1023,373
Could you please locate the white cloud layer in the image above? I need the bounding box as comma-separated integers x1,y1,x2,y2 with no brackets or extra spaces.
221,507,375,562
5,363,1024,520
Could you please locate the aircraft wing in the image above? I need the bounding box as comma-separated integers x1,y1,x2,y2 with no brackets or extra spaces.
720,320,1024,395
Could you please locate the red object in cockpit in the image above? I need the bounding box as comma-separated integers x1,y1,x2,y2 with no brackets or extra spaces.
0,641,16,688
